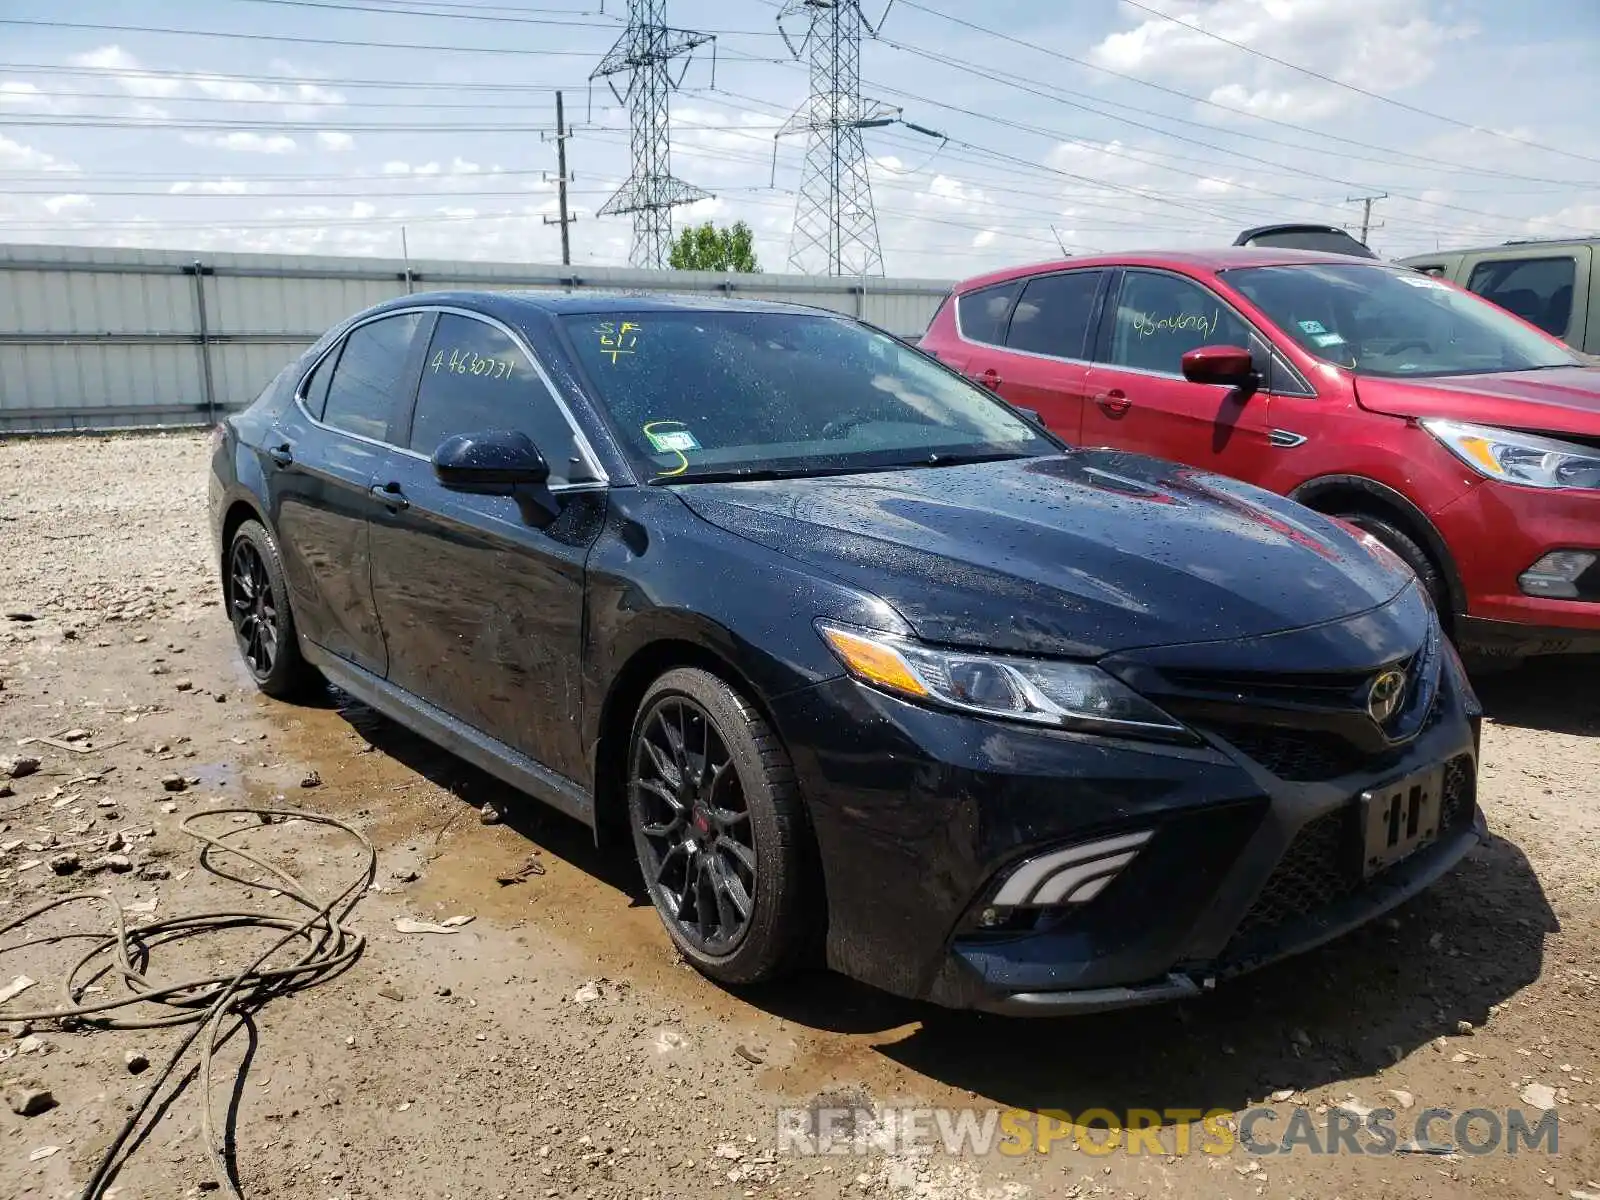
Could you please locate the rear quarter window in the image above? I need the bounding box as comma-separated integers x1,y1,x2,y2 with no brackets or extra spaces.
956,281,1021,346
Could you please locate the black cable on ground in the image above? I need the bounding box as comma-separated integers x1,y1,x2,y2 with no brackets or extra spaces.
0,808,376,1199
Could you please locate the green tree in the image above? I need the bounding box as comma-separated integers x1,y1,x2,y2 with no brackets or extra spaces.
667,220,761,272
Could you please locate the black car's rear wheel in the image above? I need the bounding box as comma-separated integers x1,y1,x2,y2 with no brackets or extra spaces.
627,668,811,985
226,519,319,699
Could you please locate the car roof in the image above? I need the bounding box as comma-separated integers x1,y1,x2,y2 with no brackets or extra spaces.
1398,236,1600,262
368,289,833,321
949,246,1391,293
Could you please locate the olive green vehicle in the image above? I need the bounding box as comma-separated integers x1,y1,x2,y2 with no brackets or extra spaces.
1398,237,1599,355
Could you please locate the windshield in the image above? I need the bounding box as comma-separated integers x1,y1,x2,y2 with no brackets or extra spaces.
1222,263,1582,378
561,310,1056,481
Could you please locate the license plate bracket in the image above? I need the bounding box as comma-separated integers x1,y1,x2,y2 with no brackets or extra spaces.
1360,765,1444,879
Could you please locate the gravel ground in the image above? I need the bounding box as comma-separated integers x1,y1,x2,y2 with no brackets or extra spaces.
0,431,1596,1200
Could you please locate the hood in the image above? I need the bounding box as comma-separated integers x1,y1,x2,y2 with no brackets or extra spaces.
1355,367,1600,437
675,452,1413,658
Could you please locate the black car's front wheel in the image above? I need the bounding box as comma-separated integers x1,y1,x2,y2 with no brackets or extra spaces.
627,668,811,985
226,519,319,699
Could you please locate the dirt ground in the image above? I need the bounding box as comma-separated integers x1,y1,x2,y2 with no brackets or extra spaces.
0,431,1596,1200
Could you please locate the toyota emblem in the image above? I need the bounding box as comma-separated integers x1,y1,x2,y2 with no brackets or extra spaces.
1367,669,1407,724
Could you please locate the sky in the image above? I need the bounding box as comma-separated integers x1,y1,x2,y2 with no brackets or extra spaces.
2,0,1599,279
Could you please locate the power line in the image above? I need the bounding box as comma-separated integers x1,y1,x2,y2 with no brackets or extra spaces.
889,0,1598,187
0,61,591,94
1117,0,1600,169
1,114,786,134
0,17,786,65
211,0,793,37
857,40,1597,234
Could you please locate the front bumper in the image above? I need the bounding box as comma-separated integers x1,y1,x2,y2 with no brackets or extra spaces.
769,604,1482,1015
1434,476,1600,652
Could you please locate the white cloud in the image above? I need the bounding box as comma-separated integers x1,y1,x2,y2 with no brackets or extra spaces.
0,135,79,173
1090,0,1461,121
168,180,253,195
0,82,50,109
189,74,345,115
382,161,412,175
316,131,355,152
43,194,93,215
183,131,298,154
72,45,184,99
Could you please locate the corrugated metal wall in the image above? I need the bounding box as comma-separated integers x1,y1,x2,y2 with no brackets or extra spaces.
0,243,953,433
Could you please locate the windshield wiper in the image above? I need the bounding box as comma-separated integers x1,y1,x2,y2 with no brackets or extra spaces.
653,450,1037,485
919,449,1032,467
653,466,841,485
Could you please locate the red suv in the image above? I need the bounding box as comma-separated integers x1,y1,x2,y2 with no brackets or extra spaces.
919,249,1600,663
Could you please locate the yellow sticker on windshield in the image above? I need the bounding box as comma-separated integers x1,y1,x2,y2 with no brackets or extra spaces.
597,320,643,363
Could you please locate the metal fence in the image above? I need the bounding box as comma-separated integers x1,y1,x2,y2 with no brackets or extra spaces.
0,243,953,433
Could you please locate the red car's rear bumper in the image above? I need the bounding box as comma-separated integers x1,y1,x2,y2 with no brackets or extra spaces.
1435,479,1600,654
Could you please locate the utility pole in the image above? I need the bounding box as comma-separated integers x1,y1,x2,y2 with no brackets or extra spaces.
1345,191,1387,244
543,90,576,266
590,0,714,269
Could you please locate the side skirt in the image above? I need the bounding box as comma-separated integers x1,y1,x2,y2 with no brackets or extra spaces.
301,641,595,828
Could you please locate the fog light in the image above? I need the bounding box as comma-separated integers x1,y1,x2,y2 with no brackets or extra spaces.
1518,550,1598,598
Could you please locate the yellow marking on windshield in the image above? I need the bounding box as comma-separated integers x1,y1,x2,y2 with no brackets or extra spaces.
597,320,643,364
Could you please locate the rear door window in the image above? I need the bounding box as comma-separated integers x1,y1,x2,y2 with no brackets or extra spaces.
956,281,1021,345
1105,271,1254,376
1466,256,1576,336
1003,271,1103,360
321,312,425,441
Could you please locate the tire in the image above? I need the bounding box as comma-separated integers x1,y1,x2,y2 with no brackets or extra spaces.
225,519,321,700
626,667,812,986
1336,512,1450,622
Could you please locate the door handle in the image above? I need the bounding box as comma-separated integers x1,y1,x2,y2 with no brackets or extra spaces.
1093,390,1131,416
267,442,294,467
976,368,1003,391
370,482,408,510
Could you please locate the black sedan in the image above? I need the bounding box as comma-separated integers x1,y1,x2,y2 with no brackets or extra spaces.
208,291,1485,1014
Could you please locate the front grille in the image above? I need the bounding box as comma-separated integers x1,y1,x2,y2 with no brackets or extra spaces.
1232,752,1477,940
1234,806,1359,935
1208,724,1382,782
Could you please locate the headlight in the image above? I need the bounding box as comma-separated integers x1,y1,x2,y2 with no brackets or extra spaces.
1421,418,1600,490
816,621,1192,741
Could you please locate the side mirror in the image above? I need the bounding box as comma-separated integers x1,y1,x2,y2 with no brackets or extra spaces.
1181,345,1258,389
1010,405,1043,426
432,430,550,494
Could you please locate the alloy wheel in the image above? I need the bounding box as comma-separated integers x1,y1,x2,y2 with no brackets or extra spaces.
228,539,280,680
630,696,758,955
